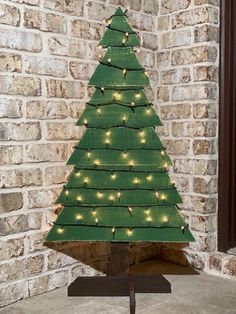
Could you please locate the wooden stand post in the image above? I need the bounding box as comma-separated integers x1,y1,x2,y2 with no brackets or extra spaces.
68,242,171,314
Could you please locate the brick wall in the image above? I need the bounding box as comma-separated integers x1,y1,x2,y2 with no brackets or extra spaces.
0,0,233,309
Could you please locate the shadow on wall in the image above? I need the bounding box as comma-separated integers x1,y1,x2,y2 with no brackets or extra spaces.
45,241,199,275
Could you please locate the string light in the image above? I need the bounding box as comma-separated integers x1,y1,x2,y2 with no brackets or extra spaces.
127,228,133,236
96,107,102,115
94,159,100,166
141,138,146,144
125,32,129,38
95,217,99,224
57,227,64,234
122,38,126,44
77,195,83,202
84,177,89,185
87,151,91,159
111,173,117,180
122,151,128,159
123,69,127,78
76,214,83,220
139,130,145,137
131,102,135,106
65,190,69,197
97,192,104,199
92,210,97,217
146,107,151,115
146,215,152,222
144,71,148,77
133,177,140,185
145,209,150,215
113,91,121,100
161,150,165,156
106,130,111,136
108,58,111,64
84,119,88,126
76,171,81,177
109,194,115,201
117,191,121,200
135,92,141,99
101,87,104,93
112,227,116,237
129,160,134,168
181,226,185,232
162,215,168,223
155,192,159,199
161,194,166,201
147,174,153,181
105,138,110,145
163,162,168,170
128,206,133,215
122,115,127,123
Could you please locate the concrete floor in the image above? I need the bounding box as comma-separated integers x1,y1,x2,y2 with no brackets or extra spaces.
1,259,236,314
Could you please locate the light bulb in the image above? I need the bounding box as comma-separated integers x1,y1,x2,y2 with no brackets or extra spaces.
155,192,159,198
105,138,110,145
123,69,127,76
84,177,89,184
109,194,114,201
146,108,151,115
127,229,133,236
76,214,83,220
162,215,168,223
95,217,99,224
65,190,69,197
101,87,104,92
122,151,128,159
145,209,150,215
77,195,83,202
76,171,81,177
58,227,63,234
131,102,135,106
146,216,152,222
164,162,168,170
84,119,88,125
135,92,141,99
97,108,102,115
141,138,146,144
108,58,111,63
112,227,115,234
92,210,97,216
161,150,165,156
171,180,175,186
111,173,116,180
139,130,144,137
106,130,111,136
125,32,129,37
97,192,103,199
113,91,121,100
181,226,185,231
107,19,111,25
117,191,121,198
161,194,166,200
133,178,139,185
122,38,126,44
128,206,133,214
147,174,152,181
129,160,134,167
87,151,91,159
122,115,127,123
94,159,100,166
144,71,148,77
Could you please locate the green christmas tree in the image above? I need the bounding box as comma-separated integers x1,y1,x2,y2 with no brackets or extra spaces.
46,8,194,243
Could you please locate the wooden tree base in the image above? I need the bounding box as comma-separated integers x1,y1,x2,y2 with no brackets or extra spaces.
68,243,171,314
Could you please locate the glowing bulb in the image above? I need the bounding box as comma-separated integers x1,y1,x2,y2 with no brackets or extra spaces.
164,162,168,170
84,119,88,125
139,130,145,137
58,227,63,234
161,194,166,201
122,151,128,159
109,194,114,201
135,92,141,99
127,229,133,236
125,32,129,37
76,171,81,177
123,69,127,76
113,91,121,100
133,178,139,185
92,210,97,217
122,38,126,44
145,209,150,215
147,174,152,181
94,159,100,166
105,138,110,145
77,195,83,202
181,226,185,231
76,214,83,220
106,130,111,136
84,177,89,184
162,215,168,223
107,19,111,25
146,216,152,222
131,102,135,106
122,115,127,123
97,108,102,115
112,227,115,234
141,138,146,144
111,173,117,180
95,217,99,224
87,151,91,159
128,206,133,214
101,87,104,92
155,192,159,198
161,150,165,156
98,45,102,50
108,58,111,63
129,160,134,167
146,108,151,115
65,190,69,197
97,192,104,199
117,191,121,198
144,71,148,77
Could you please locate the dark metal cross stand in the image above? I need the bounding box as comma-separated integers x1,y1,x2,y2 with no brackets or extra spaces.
68,243,171,314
